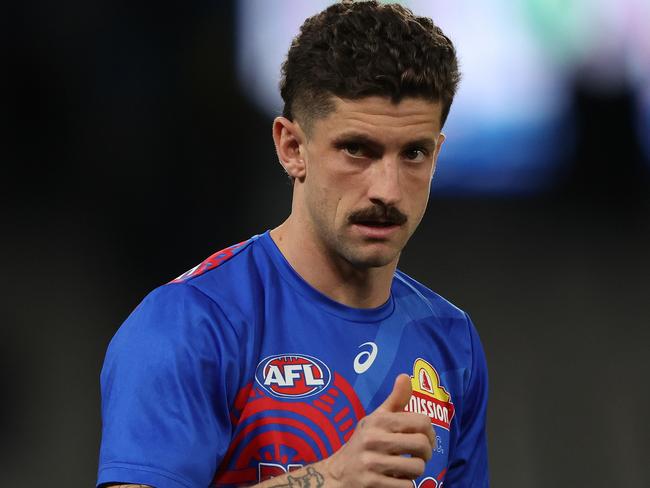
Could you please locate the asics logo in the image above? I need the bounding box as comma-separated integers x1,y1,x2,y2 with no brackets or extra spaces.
353,342,378,374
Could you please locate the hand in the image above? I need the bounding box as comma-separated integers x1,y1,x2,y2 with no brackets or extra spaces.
319,374,436,488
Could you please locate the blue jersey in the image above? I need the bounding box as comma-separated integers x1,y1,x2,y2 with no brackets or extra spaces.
97,231,489,488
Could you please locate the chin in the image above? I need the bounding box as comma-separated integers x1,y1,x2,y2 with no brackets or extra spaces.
344,249,398,269
332,233,404,269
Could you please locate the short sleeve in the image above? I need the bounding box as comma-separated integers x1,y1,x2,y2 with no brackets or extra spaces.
445,314,489,487
97,283,241,488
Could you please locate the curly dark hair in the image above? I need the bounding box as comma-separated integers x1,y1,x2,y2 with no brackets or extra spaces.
280,0,461,131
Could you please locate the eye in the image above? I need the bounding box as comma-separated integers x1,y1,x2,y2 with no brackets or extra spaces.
343,143,364,157
403,148,428,163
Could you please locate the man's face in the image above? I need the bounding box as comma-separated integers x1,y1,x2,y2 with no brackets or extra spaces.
296,96,445,269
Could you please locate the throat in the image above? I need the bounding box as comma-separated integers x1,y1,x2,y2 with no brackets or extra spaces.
270,222,395,309
327,278,391,309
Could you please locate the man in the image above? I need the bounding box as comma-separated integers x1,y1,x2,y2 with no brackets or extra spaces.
97,2,489,487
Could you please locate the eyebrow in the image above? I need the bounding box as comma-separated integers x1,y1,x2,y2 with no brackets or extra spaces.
331,132,437,152
404,138,437,152
332,133,380,148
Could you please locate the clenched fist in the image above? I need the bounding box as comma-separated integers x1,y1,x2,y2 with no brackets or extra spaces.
319,374,436,488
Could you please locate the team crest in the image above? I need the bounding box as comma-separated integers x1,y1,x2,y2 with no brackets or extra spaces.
213,368,366,485
255,354,331,399
404,358,455,430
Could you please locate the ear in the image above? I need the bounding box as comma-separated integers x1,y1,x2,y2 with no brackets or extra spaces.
433,132,446,161
272,116,307,181
431,132,446,177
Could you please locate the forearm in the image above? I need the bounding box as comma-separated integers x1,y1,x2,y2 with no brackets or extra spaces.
102,474,326,488
102,463,329,488
252,461,329,488
103,485,152,487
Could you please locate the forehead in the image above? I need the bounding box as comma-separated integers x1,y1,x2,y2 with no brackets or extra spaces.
310,96,443,141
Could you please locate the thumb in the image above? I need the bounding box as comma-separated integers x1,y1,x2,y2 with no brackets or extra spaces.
378,374,412,412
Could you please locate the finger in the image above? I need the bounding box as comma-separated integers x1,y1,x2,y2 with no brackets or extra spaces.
363,473,415,488
377,374,412,413
372,411,436,449
361,430,434,461
385,432,434,462
363,452,427,480
398,413,436,449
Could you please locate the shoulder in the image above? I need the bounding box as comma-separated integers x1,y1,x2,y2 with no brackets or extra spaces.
113,233,270,349
393,270,487,398
392,269,481,365
108,281,236,358
170,234,260,285
168,233,269,305
393,269,468,322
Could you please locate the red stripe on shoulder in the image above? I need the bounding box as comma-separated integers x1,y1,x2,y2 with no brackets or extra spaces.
170,239,250,283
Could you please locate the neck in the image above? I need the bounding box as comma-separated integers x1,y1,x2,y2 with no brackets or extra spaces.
270,217,397,309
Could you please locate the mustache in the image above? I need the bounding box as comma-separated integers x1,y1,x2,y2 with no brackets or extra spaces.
348,204,408,226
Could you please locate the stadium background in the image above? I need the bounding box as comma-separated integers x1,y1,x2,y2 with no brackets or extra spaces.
3,1,649,486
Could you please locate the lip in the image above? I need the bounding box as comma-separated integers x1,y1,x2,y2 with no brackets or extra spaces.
352,223,402,239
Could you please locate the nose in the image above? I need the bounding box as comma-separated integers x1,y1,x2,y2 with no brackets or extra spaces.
367,157,402,207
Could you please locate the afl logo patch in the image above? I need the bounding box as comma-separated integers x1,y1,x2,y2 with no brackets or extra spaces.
255,354,331,399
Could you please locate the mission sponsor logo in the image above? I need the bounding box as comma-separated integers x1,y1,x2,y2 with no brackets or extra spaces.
404,358,455,431
255,354,331,398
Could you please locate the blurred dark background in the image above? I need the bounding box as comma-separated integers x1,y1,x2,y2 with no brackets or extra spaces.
3,1,649,486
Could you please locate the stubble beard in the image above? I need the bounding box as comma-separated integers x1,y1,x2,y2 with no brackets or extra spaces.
332,227,404,270
306,200,406,271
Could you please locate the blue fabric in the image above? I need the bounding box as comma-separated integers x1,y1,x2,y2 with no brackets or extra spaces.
98,231,489,487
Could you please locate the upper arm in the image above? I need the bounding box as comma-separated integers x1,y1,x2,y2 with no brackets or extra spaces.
445,314,489,487
97,284,241,488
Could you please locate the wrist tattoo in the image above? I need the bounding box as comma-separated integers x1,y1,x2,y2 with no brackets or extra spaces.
268,466,325,487
105,485,152,488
